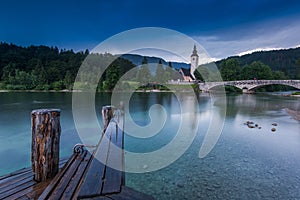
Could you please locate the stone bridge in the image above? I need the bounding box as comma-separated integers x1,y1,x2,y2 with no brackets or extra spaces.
198,80,300,93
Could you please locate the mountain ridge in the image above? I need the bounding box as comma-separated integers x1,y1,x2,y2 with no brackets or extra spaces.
215,47,300,78
120,54,190,70
121,47,300,79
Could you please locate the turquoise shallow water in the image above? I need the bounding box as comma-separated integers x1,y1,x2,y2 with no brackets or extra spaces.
0,92,299,199
0,92,111,175
125,93,300,199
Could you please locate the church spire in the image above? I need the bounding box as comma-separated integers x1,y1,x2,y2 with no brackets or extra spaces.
191,44,199,57
190,45,199,80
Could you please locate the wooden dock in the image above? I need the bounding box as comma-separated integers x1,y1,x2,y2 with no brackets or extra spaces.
0,106,155,200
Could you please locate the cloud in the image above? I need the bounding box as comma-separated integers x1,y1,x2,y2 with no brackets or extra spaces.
90,27,218,64
193,16,300,60
237,47,283,57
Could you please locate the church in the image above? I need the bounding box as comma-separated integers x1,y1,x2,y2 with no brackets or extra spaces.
179,45,199,81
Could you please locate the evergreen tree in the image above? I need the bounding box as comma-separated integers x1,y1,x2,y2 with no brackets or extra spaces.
241,62,273,80
64,71,73,90
296,59,300,79
272,71,286,80
165,61,182,81
220,58,241,81
103,64,121,91
194,66,210,81
137,57,151,85
154,59,165,83
142,56,148,65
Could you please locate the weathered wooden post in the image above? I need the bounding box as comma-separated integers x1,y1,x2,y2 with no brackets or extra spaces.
102,106,115,131
31,109,61,182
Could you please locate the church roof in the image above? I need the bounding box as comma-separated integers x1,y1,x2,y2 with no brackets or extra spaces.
191,45,199,57
179,68,195,80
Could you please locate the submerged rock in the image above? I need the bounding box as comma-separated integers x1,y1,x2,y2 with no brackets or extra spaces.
176,181,184,188
247,124,255,128
213,183,221,188
272,123,278,126
143,164,148,169
244,121,262,129
206,187,214,191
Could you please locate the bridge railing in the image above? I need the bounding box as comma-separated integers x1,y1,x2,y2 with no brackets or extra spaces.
198,79,300,91
200,80,300,85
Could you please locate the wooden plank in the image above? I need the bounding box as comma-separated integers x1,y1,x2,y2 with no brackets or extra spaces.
0,171,32,188
102,166,122,195
15,195,30,200
0,178,35,199
37,153,78,200
0,167,31,179
0,168,31,182
9,158,68,199
7,179,51,200
0,154,80,200
118,114,126,186
86,196,112,200
60,152,93,199
77,132,111,198
0,176,33,195
102,122,123,194
47,151,88,200
0,157,69,188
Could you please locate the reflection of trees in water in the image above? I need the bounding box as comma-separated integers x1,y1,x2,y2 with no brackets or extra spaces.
123,93,299,128
226,94,300,118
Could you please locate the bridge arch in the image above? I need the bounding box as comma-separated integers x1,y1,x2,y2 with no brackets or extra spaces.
247,82,300,91
199,80,300,93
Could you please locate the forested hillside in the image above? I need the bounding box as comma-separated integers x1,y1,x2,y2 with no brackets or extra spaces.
216,47,300,79
1,42,299,92
121,54,189,70
0,42,135,91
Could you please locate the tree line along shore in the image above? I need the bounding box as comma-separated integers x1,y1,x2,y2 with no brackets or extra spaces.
0,42,300,92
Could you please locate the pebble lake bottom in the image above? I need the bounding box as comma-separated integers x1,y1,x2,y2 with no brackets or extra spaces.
0,92,299,199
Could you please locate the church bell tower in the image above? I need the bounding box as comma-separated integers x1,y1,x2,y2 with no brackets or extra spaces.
190,45,199,79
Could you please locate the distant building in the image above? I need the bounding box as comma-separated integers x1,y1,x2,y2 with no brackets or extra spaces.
190,45,199,79
179,45,199,81
179,68,194,82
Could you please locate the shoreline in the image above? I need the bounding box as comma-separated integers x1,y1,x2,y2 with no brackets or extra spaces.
1,89,300,95
0,89,75,93
0,89,192,93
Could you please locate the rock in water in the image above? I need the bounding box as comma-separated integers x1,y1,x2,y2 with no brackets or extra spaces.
248,124,255,128
143,164,148,169
176,181,184,188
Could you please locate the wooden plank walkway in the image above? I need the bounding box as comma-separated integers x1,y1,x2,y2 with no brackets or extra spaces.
0,159,68,200
0,109,155,200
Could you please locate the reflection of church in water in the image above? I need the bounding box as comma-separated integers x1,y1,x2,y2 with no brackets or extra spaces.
179,45,199,81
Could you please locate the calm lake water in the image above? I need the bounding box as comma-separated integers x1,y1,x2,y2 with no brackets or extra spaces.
0,92,300,199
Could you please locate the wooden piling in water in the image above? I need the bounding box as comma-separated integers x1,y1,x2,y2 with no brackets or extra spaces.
102,106,115,131
0,106,154,199
31,109,61,182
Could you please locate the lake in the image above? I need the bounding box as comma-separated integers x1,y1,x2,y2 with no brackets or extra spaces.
0,92,299,199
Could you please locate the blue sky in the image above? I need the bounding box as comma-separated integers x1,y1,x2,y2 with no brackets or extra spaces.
1,0,300,61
